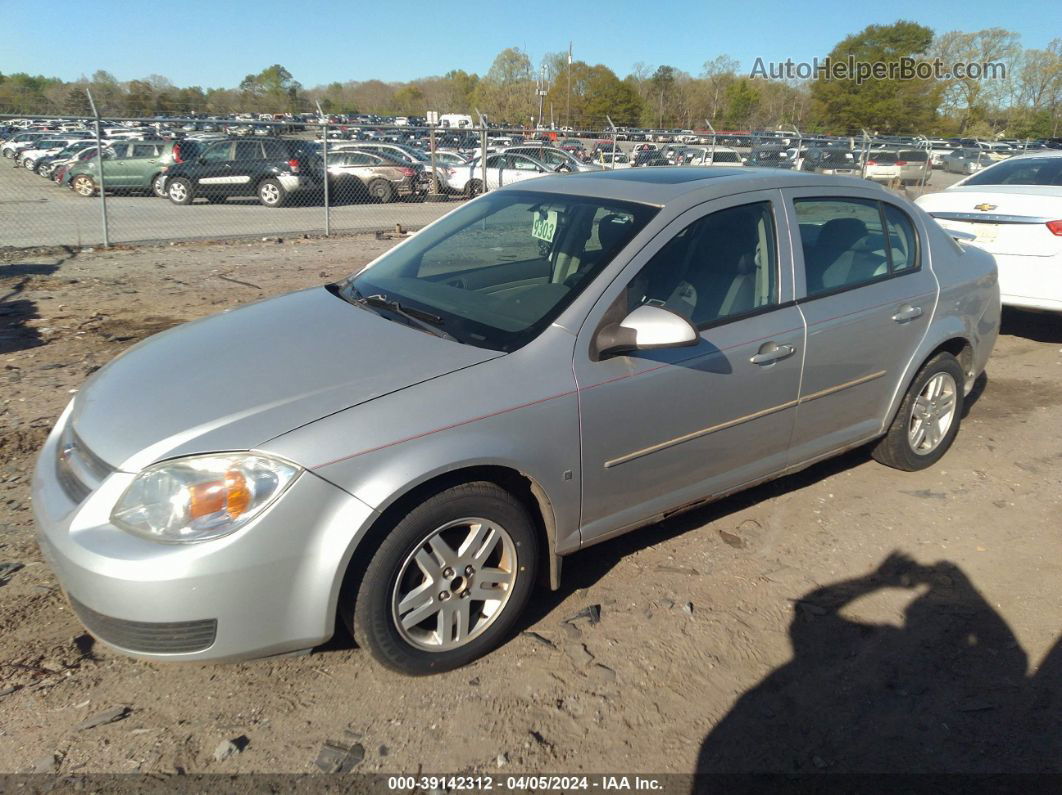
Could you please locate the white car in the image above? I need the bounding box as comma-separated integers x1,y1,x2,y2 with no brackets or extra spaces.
863,152,903,184
447,152,553,195
678,146,745,166
916,151,1062,313
17,137,90,169
1,131,52,159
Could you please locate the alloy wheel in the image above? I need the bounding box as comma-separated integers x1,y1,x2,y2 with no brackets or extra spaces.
390,517,518,651
908,372,957,454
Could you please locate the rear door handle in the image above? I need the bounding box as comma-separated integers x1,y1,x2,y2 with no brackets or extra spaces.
750,342,795,365
892,304,924,323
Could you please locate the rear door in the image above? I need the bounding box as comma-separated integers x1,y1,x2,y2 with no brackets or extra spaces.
232,140,265,194
128,142,162,187
101,143,132,186
783,189,937,465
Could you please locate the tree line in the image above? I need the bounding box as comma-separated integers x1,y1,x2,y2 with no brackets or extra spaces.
1,22,1059,138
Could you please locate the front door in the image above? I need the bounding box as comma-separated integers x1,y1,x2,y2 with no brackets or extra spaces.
575,192,805,543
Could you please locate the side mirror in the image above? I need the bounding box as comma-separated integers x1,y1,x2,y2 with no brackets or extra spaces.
593,304,698,359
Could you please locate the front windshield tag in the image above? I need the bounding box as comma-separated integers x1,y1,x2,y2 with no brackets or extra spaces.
531,210,558,243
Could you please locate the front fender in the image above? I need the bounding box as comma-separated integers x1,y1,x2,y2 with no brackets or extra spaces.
261,329,584,556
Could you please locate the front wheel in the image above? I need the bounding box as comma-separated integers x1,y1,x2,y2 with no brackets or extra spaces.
872,352,965,471
167,177,194,205
72,175,96,197
349,482,539,675
466,178,484,198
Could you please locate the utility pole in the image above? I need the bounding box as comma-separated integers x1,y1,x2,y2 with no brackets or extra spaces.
567,42,572,129
537,64,548,132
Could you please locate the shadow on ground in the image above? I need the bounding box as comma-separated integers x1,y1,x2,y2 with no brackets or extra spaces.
693,553,1061,776
0,262,61,354
1000,307,1062,344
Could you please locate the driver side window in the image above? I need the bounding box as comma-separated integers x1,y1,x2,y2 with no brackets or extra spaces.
626,201,778,327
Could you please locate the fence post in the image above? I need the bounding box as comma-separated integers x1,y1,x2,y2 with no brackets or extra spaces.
85,90,110,248
476,110,488,192
322,122,330,236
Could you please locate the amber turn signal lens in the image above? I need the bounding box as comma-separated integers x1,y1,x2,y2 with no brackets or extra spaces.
188,471,251,521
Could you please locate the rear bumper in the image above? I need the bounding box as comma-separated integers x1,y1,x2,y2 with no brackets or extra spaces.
991,252,1062,313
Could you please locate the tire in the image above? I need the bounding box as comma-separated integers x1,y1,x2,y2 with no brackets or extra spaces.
466,179,484,198
367,178,394,203
257,178,287,207
71,175,96,197
167,177,194,205
872,352,965,471
151,173,167,198
349,481,539,675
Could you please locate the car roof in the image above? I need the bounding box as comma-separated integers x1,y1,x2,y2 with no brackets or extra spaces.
510,168,887,206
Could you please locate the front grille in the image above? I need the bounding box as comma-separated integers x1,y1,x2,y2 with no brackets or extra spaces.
55,424,115,503
69,595,217,654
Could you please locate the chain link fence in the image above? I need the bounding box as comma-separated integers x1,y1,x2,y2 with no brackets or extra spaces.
1,114,976,249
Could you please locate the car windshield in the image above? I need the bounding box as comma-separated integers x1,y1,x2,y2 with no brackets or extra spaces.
962,157,1062,186
341,190,657,352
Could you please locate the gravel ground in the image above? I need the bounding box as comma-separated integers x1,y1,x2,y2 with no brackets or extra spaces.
0,234,1059,777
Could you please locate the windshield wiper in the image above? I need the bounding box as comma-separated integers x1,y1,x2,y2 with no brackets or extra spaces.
356,292,459,342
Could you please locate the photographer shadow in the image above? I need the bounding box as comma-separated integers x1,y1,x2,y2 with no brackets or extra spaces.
694,553,1061,777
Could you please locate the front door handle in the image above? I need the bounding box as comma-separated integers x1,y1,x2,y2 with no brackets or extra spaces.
892,304,924,323
750,342,795,365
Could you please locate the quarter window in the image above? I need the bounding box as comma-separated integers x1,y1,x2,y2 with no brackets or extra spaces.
627,201,778,327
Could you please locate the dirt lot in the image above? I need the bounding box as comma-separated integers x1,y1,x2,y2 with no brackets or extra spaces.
0,235,1059,777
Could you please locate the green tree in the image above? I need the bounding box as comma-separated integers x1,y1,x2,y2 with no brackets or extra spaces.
62,86,93,116
472,48,534,124
810,21,941,133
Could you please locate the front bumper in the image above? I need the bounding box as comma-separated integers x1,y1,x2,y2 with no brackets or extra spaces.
32,414,378,662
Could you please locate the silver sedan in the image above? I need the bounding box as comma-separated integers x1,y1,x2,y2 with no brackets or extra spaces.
34,169,1000,674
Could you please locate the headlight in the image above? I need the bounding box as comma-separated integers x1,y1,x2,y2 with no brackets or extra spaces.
111,453,301,543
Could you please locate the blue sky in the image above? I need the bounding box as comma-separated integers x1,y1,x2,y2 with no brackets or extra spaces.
1,0,1054,87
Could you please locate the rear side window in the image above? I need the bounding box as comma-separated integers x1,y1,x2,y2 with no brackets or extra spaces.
795,198,920,296
262,140,288,159
131,144,158,158
963,157,1062,186
235,141,263,160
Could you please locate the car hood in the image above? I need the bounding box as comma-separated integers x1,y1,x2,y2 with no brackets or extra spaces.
69,287,502,472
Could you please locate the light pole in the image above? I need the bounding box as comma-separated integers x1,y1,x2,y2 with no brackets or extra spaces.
537,64,548,131
567,42,572,129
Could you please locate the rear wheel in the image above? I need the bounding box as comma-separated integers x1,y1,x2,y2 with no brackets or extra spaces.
257,178,287,207
151,173,167,198
872,352,965,471
72,175,96,197
349,482,538,675
367,178,394,203
167,177,194,205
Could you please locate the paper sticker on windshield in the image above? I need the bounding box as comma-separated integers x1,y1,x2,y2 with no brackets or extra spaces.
531,210,558,243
